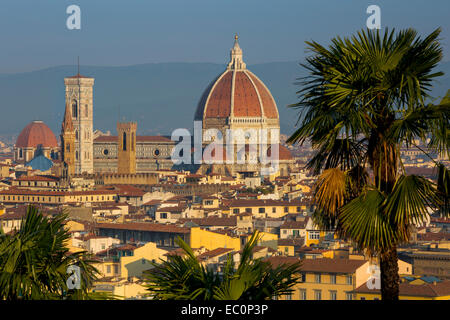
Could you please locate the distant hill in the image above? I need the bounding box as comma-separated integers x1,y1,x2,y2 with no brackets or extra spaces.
0,61,449,139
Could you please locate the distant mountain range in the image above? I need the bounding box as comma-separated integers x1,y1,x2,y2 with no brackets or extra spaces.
1,61,449,139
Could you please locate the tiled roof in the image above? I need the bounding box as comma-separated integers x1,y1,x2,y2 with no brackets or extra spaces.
16,121,58,148
16,175,60,182
352,280,450,297
280,220,308,229
229,199,304,208
417,232,450,242
0,189,117,197
197,248,234,261
277,238,305,247
266,257,367,273
96,222,190,234
179,216,237,227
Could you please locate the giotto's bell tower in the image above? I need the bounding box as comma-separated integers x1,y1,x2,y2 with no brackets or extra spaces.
64,74,94,174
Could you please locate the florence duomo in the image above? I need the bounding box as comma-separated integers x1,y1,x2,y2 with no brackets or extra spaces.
13,35,295,180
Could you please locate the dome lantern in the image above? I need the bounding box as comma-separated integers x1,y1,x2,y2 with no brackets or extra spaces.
227,34,246,70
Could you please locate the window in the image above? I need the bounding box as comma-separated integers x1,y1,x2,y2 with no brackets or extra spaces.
142,259,146,265
296,206,301,212
114,265,118,274
309,231,320,240
329,291,337,300
72,100,78,118
346,275,353,285
330,274,336,284
346,293,353,300
131,133,135,151
299,289,307,300
301,273,306,282
314,290,322,300
360,297,366,300
160,212,167,219
106,265,111,274
258,208,265,213
315,274,321,283
272,207,276,213
122,132,127,151
285,293,292,300
233,209,239,214
284,207,289,213
245,208,252,213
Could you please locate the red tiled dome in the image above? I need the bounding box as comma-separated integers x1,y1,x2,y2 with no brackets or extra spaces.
16,121,58,148
195,69,279,120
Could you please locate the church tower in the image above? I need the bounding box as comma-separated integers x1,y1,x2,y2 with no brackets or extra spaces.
61,101,76,177
117,122,137,174
64,74,94,174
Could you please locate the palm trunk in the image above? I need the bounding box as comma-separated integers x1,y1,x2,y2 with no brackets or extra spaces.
380,245,400,300
369,119,400,300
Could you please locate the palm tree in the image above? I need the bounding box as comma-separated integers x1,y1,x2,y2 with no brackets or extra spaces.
287,28,449,300
0,205,102,300
144,231,302,300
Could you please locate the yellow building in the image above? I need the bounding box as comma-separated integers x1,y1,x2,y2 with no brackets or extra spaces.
0,189,117,205
92,278,148,300
120,242,168,279
117,122,137,174
190,227,241,251
267,257,371,300
277,238,304,256
304,217,336,247
228,199,307,218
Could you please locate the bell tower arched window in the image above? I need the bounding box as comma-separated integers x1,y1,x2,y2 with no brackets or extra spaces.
72,100,78,118
123,132,127,151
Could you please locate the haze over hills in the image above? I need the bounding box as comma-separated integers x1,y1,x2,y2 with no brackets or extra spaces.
0,61,449,140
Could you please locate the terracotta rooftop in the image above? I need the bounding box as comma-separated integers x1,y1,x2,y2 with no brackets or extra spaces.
278,238,305,247
417,232,450,242
352,280,450,297
197,248,234,261
96,222,190,234
16,175,60,182
179,216,237,227
280,220,308,229
229,199,304,208
266,257,367,273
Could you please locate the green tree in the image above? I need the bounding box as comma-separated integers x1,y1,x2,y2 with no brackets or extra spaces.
144,231,302,300
0,205,104,300
287,28,449,300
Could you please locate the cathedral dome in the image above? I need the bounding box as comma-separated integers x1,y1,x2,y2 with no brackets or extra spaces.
195,35,279,121
16,120,58,148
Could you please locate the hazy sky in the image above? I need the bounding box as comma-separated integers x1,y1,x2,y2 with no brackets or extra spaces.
0,0,449,73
